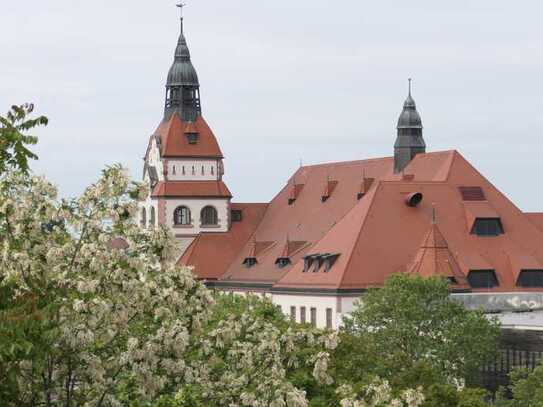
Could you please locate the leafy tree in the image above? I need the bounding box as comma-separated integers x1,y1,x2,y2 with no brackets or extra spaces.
337,274,500,395
0,163,342,406
495,362,543,406
0,103,47,176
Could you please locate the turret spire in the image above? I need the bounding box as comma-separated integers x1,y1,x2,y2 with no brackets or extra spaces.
393,79,426,173
164,3,201,122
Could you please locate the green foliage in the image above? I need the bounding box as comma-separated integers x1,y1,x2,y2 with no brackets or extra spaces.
495,362,543,406
340,274,500,388
0,103,48,176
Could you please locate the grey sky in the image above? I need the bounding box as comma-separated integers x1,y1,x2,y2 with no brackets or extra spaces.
2,1,543,210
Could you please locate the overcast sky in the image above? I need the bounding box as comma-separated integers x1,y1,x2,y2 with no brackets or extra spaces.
2,0,543,210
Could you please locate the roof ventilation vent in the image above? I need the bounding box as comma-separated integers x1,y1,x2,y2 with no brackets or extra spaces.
459,186,486,201
405,192,423,207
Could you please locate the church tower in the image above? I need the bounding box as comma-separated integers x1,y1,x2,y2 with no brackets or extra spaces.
394,79,426,173
139,6,232,254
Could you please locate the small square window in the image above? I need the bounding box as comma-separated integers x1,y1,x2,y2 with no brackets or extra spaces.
231,209,243,222
185,132,199,144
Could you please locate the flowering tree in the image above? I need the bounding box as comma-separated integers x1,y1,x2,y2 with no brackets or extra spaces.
0,163,341,406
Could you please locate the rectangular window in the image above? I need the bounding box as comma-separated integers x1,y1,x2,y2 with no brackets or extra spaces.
326,308,333,329
300,306,306,324
290,306,296,322
471,218,504,236
310,307,317,327
468,270,499,288
231,209,243,222
517,270,543,287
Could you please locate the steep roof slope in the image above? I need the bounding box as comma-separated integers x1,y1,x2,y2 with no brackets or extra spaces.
273,151,543,292
178,203,267,280
154,113,223,158
218,151,456,286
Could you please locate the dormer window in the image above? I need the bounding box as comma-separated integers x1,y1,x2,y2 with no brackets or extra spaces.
186,132,199,144
275,257,291,268
467,269,499,288
242,257,257,268
303,255,315,272
471,218,504,236
517,270,543,287
322,253,340,272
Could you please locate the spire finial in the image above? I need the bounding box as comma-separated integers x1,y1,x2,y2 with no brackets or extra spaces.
176,2,186,32
408,78,412,97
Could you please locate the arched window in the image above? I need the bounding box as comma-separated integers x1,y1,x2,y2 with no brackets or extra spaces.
174,206,191,225
150,206,156,227
172,165,176,175
211,166,214,175
182,166,185,175
201,206,218,226
141,207,147,227
192,166,195,175
201,165,204,175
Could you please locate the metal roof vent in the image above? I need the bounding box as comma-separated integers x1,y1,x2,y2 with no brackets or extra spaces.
405,192,423,207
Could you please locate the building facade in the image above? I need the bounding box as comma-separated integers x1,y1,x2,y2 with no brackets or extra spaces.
141,14,543,330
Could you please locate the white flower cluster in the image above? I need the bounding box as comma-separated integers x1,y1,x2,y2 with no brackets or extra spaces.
0,165,339,406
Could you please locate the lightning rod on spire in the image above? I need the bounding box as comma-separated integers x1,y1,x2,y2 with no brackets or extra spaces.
408,78,412,96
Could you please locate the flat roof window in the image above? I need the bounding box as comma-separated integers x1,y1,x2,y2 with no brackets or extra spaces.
471,218,504,236
517,270,543,288
468,269,499,288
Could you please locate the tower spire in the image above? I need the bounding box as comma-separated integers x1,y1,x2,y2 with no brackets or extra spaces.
393,78,426,173
164,2,201,122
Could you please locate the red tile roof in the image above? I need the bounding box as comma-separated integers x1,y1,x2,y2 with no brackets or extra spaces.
407,223,470,290
152,180,232,198
178,203,268,280
155,113,223,158
183,150,543,294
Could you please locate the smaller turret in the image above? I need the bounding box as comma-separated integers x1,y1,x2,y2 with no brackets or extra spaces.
394,79,426,173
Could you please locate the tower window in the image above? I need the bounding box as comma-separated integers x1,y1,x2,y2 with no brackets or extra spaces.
517,270,543,287
326,308,333,329
467,270,499,288
174,206,191,225
182,166,185,175
192,166,195,175
211,166,214,175
172,165,176,175
185,132,199,144
310,307,317,327
471,218,504,236
140,207,147,227
201,206,218,226
149,207,156,227
201,165,204,175
231,209,243,222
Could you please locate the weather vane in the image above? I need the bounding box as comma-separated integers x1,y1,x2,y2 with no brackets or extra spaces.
176,2,187,18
